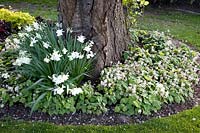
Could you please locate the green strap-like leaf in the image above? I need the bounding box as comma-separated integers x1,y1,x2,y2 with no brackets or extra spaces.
30,92,47,115
26,78,44,91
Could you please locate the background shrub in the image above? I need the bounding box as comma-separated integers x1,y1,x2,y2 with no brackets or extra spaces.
0,8,35,30
123,0,149,27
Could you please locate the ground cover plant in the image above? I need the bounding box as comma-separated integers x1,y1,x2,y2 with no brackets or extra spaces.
98,29,199,115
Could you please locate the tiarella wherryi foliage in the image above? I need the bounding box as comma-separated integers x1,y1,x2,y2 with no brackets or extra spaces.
98,30,199,115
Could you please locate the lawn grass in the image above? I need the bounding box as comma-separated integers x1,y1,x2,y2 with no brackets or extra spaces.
0,0,58,21
23,8,58,21
1,106,200,133
136,8,200,50
0,0,57,7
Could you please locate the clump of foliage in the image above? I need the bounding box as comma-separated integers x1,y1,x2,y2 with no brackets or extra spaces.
123,0,149,27
98,30,199,115
0,8,35,29
0,22,98,115
76,82,108,115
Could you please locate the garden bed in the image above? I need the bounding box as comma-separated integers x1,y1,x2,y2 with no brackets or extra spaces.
0,34,199,125
0,14,199,126
0,84,199,126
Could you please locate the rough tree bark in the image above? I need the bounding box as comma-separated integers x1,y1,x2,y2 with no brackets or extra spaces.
58,0,130,78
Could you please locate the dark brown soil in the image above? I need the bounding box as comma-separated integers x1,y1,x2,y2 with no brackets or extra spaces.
0,83,199,126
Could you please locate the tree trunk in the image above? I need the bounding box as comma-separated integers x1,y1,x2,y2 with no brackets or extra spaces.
58,0,129,78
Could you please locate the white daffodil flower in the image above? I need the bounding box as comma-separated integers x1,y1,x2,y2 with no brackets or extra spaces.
33,22,40,30
77,35,86,43
53,85,65,95
68,51,80,61
89,40,94,45
56,23,62,28
83,45,92,52
78,54,84,59
13,57,31,66
56,29,64,37
62,48,68,54
44,56,50,63
50,50,62,61
36,33,42,39
30,37,38,47
43,42,50,49
25,26,33,32
66,27,73,33
86,51,95,59
52,73,69,85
